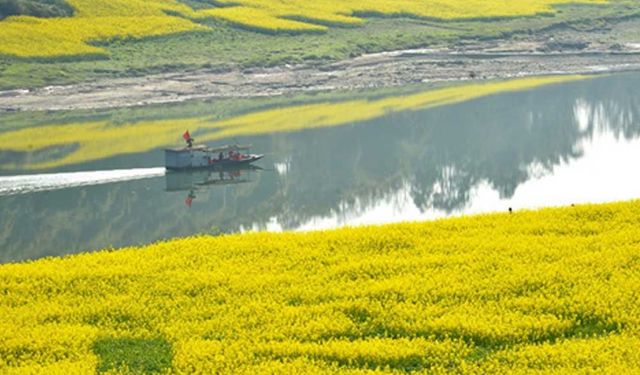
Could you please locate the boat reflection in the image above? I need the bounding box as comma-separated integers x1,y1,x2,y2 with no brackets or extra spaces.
165,165,262,207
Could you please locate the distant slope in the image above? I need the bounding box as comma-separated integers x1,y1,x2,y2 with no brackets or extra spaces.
0,0,637,91
0,0,608,58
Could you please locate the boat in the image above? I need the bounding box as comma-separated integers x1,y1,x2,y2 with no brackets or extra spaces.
165,131,263,171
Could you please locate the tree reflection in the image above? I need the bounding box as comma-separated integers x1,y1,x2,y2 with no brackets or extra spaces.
271,74,640,219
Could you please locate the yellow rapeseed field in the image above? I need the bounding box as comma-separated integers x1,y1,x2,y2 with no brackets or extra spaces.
0,0,607,57
0,0,206,57
0,75,584,169
1,200,639,373
199,0,607,32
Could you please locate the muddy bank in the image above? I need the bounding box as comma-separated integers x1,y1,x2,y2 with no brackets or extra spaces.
2,41,640,112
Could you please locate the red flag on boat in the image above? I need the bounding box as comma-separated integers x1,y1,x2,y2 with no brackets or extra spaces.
183,130,191,142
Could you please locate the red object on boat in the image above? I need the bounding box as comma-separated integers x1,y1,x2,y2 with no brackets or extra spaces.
183,130,191,142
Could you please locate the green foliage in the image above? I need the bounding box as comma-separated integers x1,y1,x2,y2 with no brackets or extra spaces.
175,0,218,10
0,0,73,20
93,337,173,374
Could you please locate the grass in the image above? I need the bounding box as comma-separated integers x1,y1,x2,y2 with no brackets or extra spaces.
0,1,638,90
93,337,172,374
1,200,640,373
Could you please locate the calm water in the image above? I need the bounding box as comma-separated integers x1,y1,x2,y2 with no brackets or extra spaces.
1,74,639,262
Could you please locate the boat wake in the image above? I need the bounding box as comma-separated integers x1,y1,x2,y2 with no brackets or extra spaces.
0,168,166,197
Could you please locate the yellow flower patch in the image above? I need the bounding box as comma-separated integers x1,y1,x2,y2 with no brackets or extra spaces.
202,0,607,31
1,200,640,373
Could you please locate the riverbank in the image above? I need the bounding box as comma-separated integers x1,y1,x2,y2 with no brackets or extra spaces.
1,200,639,373
2,44,640,112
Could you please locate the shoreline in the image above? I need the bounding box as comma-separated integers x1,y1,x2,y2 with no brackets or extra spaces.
1,43,640,112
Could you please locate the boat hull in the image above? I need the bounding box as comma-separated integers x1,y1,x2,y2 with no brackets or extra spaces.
165,154,263,171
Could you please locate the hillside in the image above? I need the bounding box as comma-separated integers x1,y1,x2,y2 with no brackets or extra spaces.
0,0,638,91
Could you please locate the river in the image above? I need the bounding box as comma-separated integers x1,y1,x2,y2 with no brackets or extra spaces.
1,73,638,262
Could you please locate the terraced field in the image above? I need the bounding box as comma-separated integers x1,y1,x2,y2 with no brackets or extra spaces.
0,0,608,57
199,0,608,31
0,0,204,57
1,200,639,373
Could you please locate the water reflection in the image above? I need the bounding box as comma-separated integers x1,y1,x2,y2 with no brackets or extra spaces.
0,74,639,262
0,76,580,170
166,166,261,207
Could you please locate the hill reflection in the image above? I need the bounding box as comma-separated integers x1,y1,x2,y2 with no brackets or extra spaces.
264,74,640,226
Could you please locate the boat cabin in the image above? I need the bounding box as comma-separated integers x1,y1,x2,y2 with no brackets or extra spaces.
165,144,262,170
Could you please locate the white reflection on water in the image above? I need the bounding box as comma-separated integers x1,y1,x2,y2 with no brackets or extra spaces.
268,129,640,232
